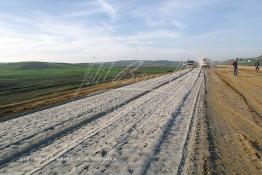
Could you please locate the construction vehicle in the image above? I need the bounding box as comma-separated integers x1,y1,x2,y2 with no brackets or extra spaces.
187,60,195,68
200,58,209,68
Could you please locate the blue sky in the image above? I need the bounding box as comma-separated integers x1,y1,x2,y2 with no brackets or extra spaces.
0,0,261,62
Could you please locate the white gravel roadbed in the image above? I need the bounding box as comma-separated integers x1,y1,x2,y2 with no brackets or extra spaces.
0,69,203,175
0,70,189,163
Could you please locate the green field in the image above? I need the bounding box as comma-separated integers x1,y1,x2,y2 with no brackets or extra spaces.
0,62,179,108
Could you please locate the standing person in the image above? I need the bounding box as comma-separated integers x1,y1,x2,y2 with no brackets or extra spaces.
255,61,259,72
233,59,238,76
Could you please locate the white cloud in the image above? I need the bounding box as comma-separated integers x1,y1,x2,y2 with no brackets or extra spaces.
131,0,221,29
63,8,104,17
62,0,117,19
98,0,117,18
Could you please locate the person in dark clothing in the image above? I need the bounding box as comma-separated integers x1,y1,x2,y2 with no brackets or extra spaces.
233,59,238,76
255,61,260,72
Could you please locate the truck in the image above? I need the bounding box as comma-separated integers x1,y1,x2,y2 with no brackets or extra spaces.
200,58,209,68
187,60,195,68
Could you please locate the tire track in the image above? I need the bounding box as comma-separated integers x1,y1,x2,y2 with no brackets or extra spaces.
30,70,196,175
0,73,173,143
214,71,261,119
1,70,189,143
0,70,192,168
79,73,196,175
205,69,262,174
84,69,202,175
0,70,193,174
176,71,209,175
141,70,202,175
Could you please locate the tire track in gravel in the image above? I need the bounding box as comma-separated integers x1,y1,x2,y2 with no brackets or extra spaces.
178,71,211,175
0,71,181,146
0,69,192,174
84,72,197,175
28,70,196,175
176,72,210,175
141,70,202,175
0,70,192,168
80,69,202,175
0,72,175,138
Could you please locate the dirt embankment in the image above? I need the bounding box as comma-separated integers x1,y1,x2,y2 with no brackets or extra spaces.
204,66,262,174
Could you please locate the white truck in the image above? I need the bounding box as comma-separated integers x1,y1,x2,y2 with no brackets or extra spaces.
200,58,209,68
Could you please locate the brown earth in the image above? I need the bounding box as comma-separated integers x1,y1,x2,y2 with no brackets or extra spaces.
204,66,262,174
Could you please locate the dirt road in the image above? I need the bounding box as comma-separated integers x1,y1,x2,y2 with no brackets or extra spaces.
0,69,204,175
204,66,262,174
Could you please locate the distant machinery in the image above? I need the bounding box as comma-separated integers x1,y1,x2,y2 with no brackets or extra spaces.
187,60,195,68
200,58,209,68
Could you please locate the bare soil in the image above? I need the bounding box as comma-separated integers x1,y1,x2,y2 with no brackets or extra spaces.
204,66,262,174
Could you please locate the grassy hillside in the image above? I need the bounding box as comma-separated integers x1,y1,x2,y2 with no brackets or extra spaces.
93,60,183,67
0,60,183,69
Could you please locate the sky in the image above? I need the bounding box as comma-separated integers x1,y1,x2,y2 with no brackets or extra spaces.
0,0,261,63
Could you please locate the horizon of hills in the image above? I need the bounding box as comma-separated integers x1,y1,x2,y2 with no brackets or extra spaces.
221,55,262,65
0,55,261,69
0,60,185,70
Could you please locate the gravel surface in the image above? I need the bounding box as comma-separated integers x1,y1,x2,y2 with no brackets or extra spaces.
0,68,204,175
